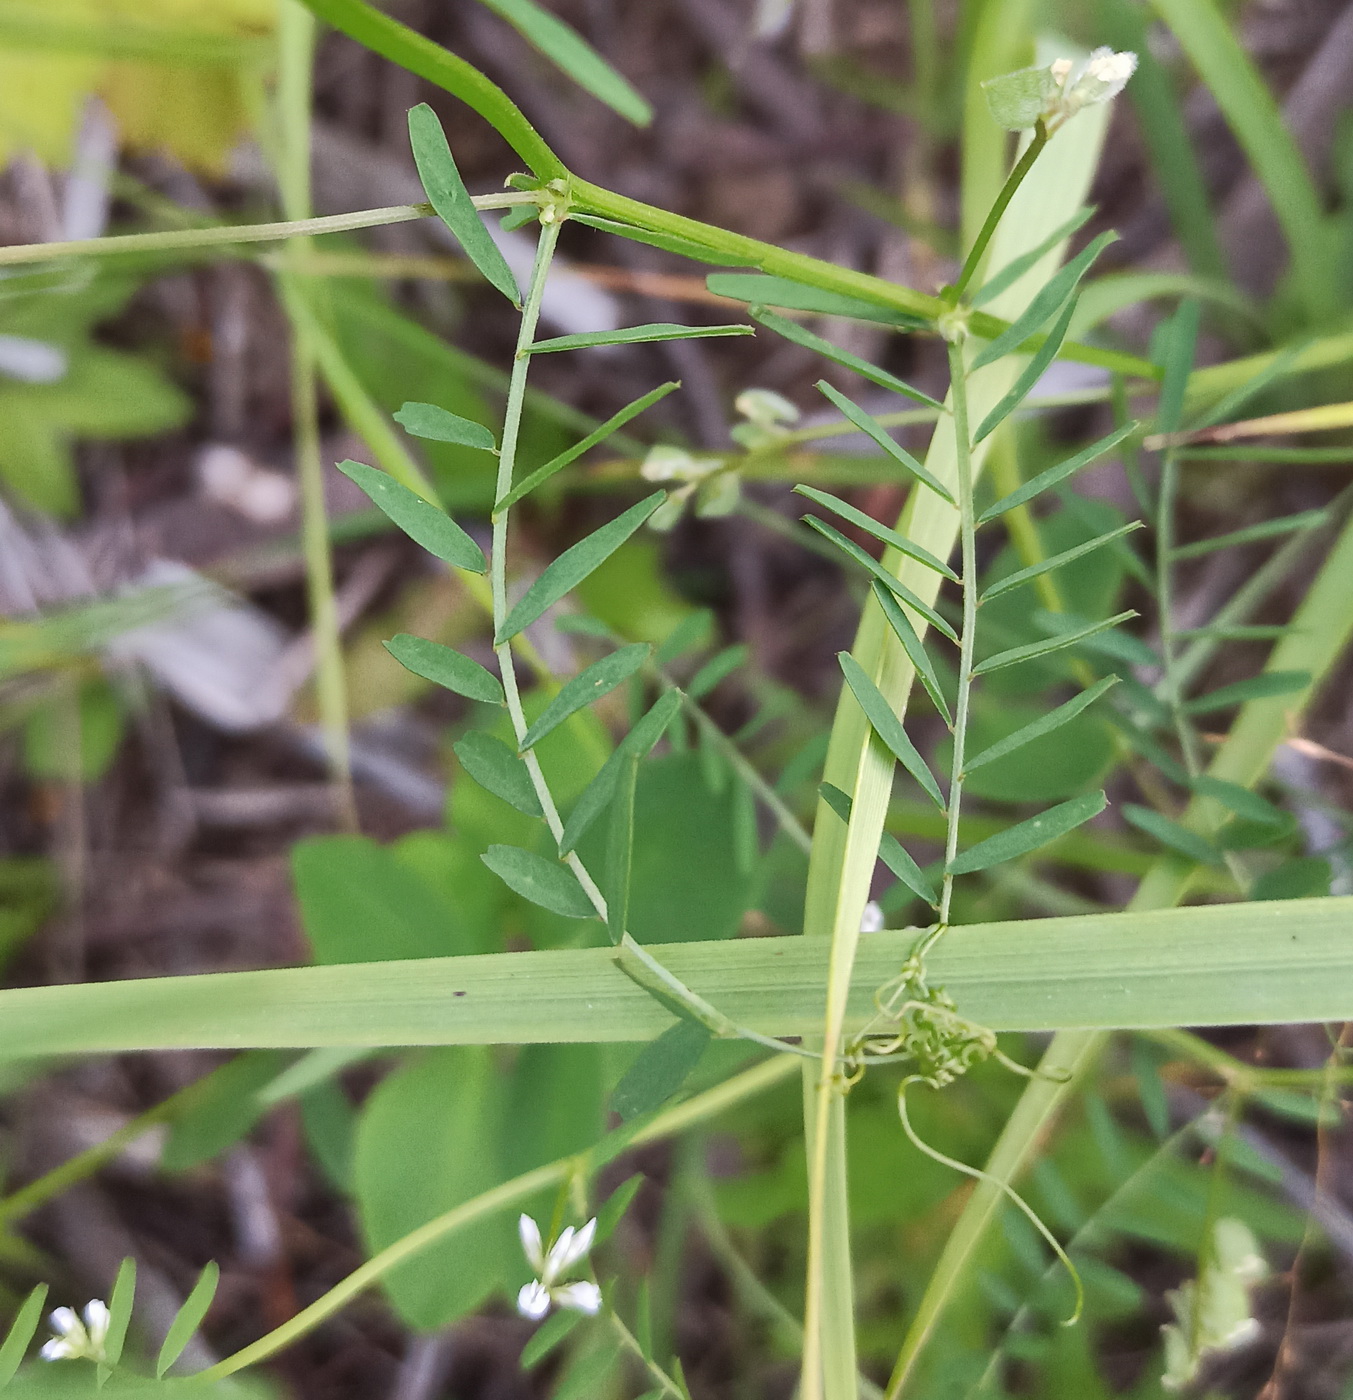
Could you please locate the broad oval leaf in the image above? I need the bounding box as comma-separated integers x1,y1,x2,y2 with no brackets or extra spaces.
839,653,945,810
156,1262,219,1378
481,844,596,918
796,483,958,579
338,460,486,572
610,1020,712,1121
385,635,504,704
0,1285,46,1389
527,323,753,354
947,791,1108,874
454,731,542,816
408,103,521,305
813,383,956,503
520,644,651,751
1122,805,1219,865
496,492,666,644
394,401,496,452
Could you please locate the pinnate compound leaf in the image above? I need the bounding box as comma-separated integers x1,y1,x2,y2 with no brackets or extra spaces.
528,324,752,354
751,308,943,408
610,1020,712,1121
481,845,595,918
947,791,1107,874
978,423,1137,524
973,611,1137,676
385,635,504,705
879,832,938,907
974,294,1078,443
105,1257,136,1369
520,644,651,751
1122,805,1219,865
408,103,520,304
965,677,1118,774
0,1284,46,1389
839,653,945,810
979,523,1144,603
812,383,955,502
393,401,496,451
796,485,958,579
805,518,957,642
521,1308,584,1368
157,1262,219,1377
454,732,541,816
338,460,486,572
1184,670,1311,716
476,0,651,125
496,492,666,643
872,582,952,725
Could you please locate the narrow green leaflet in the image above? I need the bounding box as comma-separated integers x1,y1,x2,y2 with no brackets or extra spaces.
385,634,504,705
948,791,1108,874
819,781,853,824
496,492,666,643
570,215,757,265
688,643,749,700
980,523,1144,603
796,485,958,578
476,0,651,125
1192,775,1287,826
408,103,520,304
481,845,596,918
393,401,497,451
521,644,651,751
872,582,952,726
611,1020,713,1121
1122,805,1218,864
978,423,1137,525
974,294,1079,444
0,1285,46,1389
971,230,1117,370
105,1258,136,1369
839,653,945,810
1155,299,1199,436
495,381,679,514
527,324,753,354
707,273,928,329
157,1261,219,1377
805,518,958,642
338,460,486,572
454,731,542,816
559,691,682,854
655,609,715,665
595,1174,644,1245
973,610,1137,675
1172,509,1329,560
965,677,1119,774
1184,670,1311,716
879,832,938,907
751,308,944,409
814,382,955,502
522,1308,584,1368
972,208,1095,307
606,751,638,945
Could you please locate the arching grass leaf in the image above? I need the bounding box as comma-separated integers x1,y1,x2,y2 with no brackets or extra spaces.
805,518,958,642
495,381,679,514
611,1020,713,1121
497,492,666,643
1184,670,1310,716
157,1262,219,1377
385,635,504,704
947,791,1107,874
0,1284,46,1389
980,523,1144,603
1171,509,1328,560
879,832,938,907
528,324,753,354
521,645,651,752
839,653,945,810
481,845,595,918
974,294,1079,443
965,677,1119,774
973,611,1136,676
408,103,520,305
978,423,1137,525
454,732,542,816
707,273,928,329
476,0,651,125
972,208,1095,307
1122,805,1219,864
338,460,486,572
796,485,958,579
812,382,955,502
394,402,496,452
751,308,943,409
971,230,1116,370
872,582,952,726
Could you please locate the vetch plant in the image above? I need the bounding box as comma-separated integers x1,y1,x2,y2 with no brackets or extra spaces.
516,1215,602,1321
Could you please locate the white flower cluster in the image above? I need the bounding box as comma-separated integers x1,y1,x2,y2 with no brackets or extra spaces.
982,47,1137,133
40,1300,109,1363
516,1215,602,1321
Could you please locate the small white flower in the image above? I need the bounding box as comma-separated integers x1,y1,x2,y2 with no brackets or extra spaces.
516,1215,601,1321
40,1300,109,1363
859,900,885,933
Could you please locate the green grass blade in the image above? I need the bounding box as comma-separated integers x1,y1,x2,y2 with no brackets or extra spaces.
384,635,504,705
520,645,651,751
606,752,639,946
947,792,1107,874
337,460,486,572
812,384,956,502
964,677,1118,773
979,523,1143,602
527,324,752,353
796,486,958,580
838,654,946,810
977,423,1137,524
393,401,496,451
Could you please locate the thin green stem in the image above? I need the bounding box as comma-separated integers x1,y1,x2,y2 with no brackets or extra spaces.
950,123,1048,303
609,1310,686,1398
